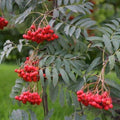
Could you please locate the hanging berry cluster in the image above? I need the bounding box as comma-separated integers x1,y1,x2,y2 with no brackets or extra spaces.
0,17,8,30
15,91,42,105
23,25,58,44
15,57,40,82
77,90,113,110
15,52,43,105
77,60,113,110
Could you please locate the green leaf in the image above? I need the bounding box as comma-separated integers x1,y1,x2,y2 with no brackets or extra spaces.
66,91,72,106
68,72,76,82
80,115,86,120
75,28,81,39
22,110,29,120
39,59,44,67
29,109,37,120
53,9,59,18
75,112,81,120
112,39,119,51
39,69,44,86
65,116,72,120
52,40,61,51
16,79,23,84
86,57,101,73
105,79,120,91
58,7,66,15
0,0,6,10
116,51,120,62
6,47,14,57
70,0,75,4
68,79,84,91
47,43,55,54
14,84,23,89
75,18,90,26
70,15,83,24
110,87,120,98
76,0,80,3
44,109,54,120
59,68,70,84
101,27,113,34
15,7,34,24
105,24,116,30
72,68,82,76
52,68,58,87
43,55,50,64
94,117,101,120
49,83,59,103
64,0,69,5
15,0,24,8
111,20,119,27
71,93,79,108
69,60,80,70
69,26,76,36
109,55,115,70
49,19,55,27
64,54,74,58
0,51,5,64
17,44,22,52
10,109,22,120
84,21,96,28
87,36,103,41
59,88,64,107
55,23,63,30
66,5,78,13
115,64,120,79
45,67,51,85
55,57,62,70
6,0,13,12
57,0,62,6
64,25,70,35
63,59,70,73
58,37,69,50
46,56,55,66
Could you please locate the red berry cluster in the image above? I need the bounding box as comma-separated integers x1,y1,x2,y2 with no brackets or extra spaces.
23,25,58,44
15,91,42,105
15,65,39,82
77,90,113,110
0,17,8,29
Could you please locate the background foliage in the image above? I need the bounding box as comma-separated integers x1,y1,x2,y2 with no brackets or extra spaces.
1,0,120,120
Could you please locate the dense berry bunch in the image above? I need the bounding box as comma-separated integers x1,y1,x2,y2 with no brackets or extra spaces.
77,90,113,110
15,65,39,82
23,25,58,44
15,91,42,105
0,17,8,29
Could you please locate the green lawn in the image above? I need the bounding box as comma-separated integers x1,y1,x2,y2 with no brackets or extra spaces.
0,64,120,120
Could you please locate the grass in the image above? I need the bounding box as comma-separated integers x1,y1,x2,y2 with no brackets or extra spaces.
0,64,120,120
